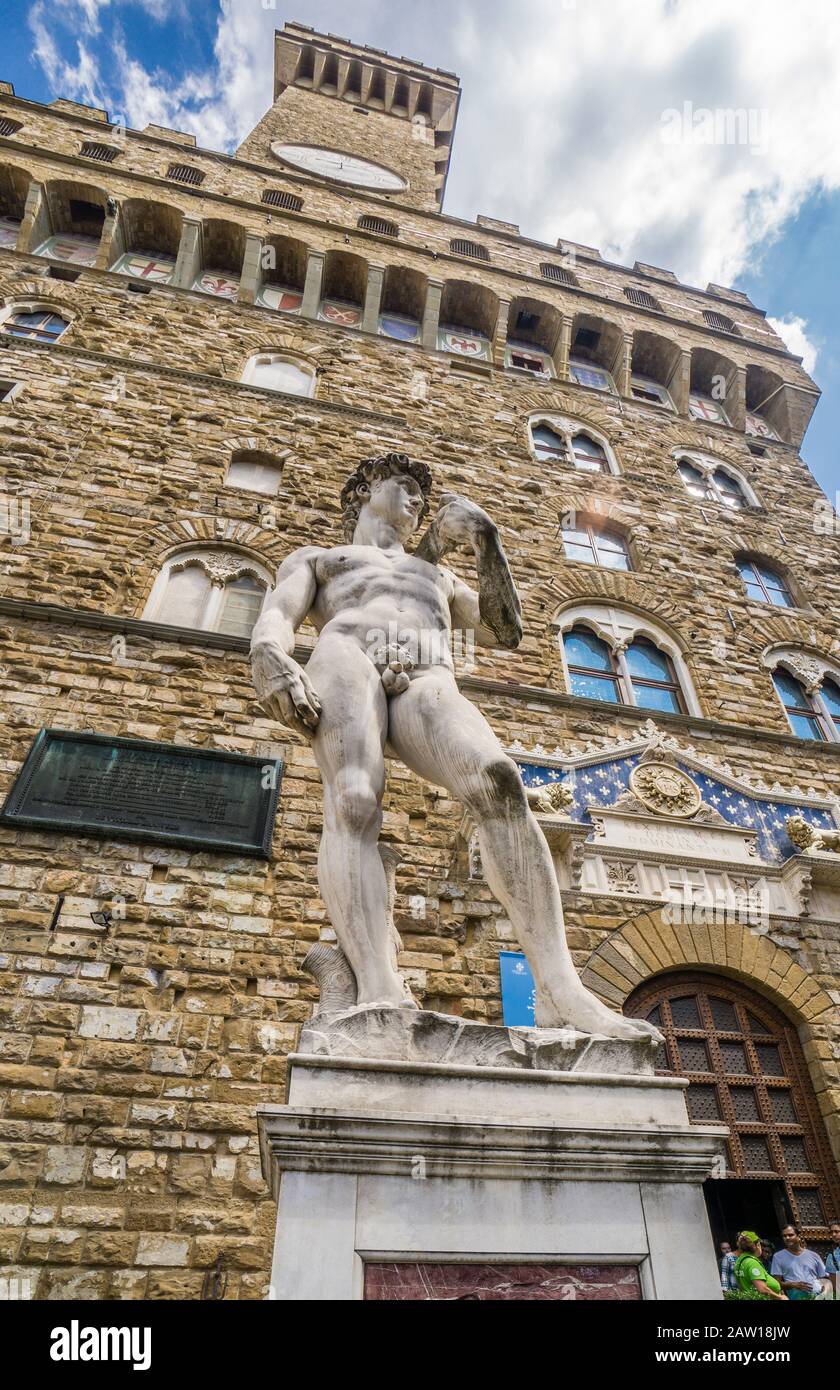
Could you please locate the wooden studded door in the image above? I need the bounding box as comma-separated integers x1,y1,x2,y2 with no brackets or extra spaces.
625,973,840,1245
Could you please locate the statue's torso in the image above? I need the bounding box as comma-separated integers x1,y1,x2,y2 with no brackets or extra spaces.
309,545,455,659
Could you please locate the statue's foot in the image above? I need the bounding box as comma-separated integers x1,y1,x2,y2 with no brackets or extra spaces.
355,978,420,1011
355,996,420,1012
535,980,663,1044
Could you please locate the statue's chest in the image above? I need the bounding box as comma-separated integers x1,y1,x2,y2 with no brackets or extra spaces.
318,551,442,597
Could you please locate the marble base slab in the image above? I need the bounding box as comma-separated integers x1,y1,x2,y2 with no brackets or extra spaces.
259,1049,727,1301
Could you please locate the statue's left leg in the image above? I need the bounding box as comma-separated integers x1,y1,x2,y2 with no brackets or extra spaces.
388,671,661,1041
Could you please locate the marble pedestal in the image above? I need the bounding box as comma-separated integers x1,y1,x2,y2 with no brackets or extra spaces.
258,1008,727,1301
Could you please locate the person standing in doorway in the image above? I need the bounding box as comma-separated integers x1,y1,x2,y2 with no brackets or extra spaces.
719,1240,737,1293
733,1232,787,1300
824,1219,840,1299
770,1224,831,1300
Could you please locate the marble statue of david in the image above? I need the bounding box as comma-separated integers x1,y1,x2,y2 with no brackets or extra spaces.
250,452,659,1042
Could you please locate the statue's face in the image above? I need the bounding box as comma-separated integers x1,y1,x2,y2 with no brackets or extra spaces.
363,472,425,538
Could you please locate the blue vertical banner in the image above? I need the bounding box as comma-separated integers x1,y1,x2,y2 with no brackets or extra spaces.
499,951,536,1027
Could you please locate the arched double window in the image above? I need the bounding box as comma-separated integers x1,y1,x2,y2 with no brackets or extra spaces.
143,550,271,638
528,417,617,474
738,557,795,608
561,621,689,714
1,305,70,343
241,354,315,397
561,519,630,571
677,456,752,509
769,656,840,742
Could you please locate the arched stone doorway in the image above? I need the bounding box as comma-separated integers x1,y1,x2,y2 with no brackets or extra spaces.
625,972,840,1254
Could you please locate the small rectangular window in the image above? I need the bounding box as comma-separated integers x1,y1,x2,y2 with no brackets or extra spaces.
0,118,22,138
69,199,105,227
261,189,304,212
79,141,120,163
166,163,205,186
569,359,615,393
0,380,20,402
631,375,673,409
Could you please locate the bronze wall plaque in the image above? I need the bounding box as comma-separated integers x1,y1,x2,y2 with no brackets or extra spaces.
1,729,282,857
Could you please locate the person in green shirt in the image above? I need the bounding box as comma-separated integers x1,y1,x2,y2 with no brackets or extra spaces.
733,1231,788,1301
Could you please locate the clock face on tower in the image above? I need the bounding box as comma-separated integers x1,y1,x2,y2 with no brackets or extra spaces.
271,142,408,191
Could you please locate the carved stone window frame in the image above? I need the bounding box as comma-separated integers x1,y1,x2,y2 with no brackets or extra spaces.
143,547,273,634
765,646,840,744
674,450,759,509
555,602,701,717
0,300,74,343
527,414,620,476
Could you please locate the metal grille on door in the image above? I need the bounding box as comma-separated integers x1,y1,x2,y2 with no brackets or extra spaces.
626,973,840,1240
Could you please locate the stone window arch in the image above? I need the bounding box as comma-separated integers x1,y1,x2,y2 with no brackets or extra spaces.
630,330,680,410
737,554,796,608
240,353,316,397
689,346,737,426
675,452,758,509
569,312,623,394
319,249,367,327
765,647,840,743
746,364,785,442
0,301,72,343
438,279,498,360
527,415,619,475
0,162,31,246
193,218,246,300
504,297,562,378
555,603,699,715
143,548,272,638
35,179,108,267
109,198,182,283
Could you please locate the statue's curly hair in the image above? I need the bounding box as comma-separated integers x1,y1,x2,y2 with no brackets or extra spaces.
340,452,433,542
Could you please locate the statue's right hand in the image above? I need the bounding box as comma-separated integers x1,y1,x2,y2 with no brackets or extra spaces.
250,643,322,734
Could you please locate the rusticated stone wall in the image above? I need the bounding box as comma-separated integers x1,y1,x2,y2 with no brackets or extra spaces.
0,48,838,1300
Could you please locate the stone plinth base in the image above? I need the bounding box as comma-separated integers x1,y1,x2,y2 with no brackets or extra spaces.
297,1002,661,1076
258,1036,727,1301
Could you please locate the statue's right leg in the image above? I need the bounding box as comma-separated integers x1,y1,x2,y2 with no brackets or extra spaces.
306,635,410,1008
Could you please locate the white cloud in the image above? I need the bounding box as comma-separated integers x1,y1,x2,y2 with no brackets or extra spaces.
767,316,819,374
439,0,840,291
26,0,840,298
29,4,105,108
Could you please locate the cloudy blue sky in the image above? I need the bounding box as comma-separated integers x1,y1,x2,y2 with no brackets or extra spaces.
4,0,839,499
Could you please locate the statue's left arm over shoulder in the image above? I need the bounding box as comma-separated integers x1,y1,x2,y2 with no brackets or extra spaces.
416,492,523,650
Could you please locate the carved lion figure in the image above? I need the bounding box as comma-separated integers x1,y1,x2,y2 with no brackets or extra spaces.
785,814,840,854
526,781,574,815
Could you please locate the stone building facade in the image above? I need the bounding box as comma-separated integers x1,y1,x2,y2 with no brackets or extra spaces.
0,20,837,1299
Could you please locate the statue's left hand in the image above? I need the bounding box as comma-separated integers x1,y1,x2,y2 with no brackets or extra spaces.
432,492,498,553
